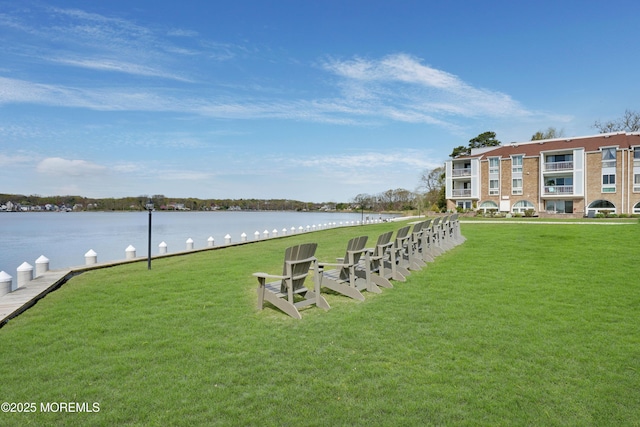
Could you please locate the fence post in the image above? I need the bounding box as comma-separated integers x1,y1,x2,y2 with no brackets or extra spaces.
84,250,97,265
35,255,50,277
208,236,215,247
0,271,12,297
224,234,231,245
186,238,194,250
159,241,168,255
125,245,136,260
17,262,33,288
240,233,247,242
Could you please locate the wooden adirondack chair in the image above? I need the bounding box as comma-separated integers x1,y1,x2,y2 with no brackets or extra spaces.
407,221,427,270
449,213,466,245
253,243,330,319
439,215,455,251
429,217,445,256
419,219,435,263
317,236,377,301
355,231,395,288
385,225,412,280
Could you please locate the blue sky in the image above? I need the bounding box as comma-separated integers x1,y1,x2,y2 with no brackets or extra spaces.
1,0,639,203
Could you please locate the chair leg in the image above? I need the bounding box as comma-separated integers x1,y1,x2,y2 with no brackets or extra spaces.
266,293,302,319
257,278,266,310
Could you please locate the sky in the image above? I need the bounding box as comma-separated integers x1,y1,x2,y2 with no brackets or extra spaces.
1,0,639,203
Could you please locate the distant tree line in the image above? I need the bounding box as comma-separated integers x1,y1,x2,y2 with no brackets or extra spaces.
0,194,329,212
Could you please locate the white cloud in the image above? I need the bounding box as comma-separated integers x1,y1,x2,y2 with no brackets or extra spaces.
322,53,532,121
112,163,141,174
167,29,199,37
299,149,439,170
36,157,107,177
49,57,193,82
0,153,32,167
0,77,56,104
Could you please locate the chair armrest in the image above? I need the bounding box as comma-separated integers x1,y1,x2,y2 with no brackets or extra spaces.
317,262,348,268
253,272,286,280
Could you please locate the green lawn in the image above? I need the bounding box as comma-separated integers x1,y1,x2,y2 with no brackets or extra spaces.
1,220,639,426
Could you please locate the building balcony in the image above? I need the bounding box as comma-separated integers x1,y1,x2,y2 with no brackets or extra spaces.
451,168,472,177
452,189,472,197
544,161,573,172
544,185,573,195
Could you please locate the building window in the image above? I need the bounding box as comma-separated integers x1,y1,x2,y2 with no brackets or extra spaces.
634,174,640,192
456,200,472,210
602,147,616,168
588,199,616,215
512,155,523,173
489,179,499,195
634,201,640,214
512,178,523,195
479,200,498,213
602,174,616,193
547,154,573,163
634,148,640,160
512,200,535,214
546,200,573,214
489,158,499,174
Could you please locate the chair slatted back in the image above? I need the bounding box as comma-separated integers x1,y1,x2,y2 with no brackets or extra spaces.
394,225,411,247
373,231,393,257
281,243,317,293
339,235,368,280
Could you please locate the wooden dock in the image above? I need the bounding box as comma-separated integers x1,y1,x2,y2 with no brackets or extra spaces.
0,269,74,327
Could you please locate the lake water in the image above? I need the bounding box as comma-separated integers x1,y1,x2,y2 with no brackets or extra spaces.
0,211,396,274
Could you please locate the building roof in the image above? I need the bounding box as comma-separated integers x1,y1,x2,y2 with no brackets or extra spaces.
454,132,640,160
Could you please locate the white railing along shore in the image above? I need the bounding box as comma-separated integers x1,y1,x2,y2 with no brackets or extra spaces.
0,218,387,297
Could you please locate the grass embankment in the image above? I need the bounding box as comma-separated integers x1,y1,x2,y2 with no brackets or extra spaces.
1,220,639,426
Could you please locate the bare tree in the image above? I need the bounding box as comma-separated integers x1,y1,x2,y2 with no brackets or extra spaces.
531,127,565,141
593,109,640,133
418,166,445,207
353,193,373,209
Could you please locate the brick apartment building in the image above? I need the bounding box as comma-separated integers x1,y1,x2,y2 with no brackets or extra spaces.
445,132,640,216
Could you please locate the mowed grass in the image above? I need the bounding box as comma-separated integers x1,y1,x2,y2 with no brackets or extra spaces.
1,221,639,426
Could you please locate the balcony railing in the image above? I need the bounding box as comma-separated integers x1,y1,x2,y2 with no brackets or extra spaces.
544,161,573,171
544,185,573,195
451,168,472,177
452,189,472,197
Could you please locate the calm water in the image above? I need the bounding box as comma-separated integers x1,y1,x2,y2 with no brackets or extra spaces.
0,211,395,274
